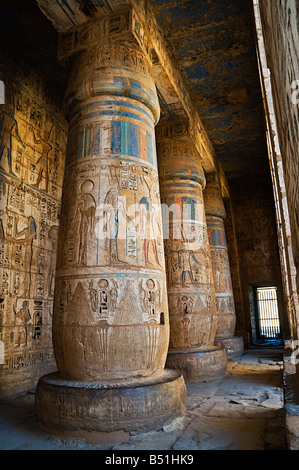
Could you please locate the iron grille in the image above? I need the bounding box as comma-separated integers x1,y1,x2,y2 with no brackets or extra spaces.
256,287,281,339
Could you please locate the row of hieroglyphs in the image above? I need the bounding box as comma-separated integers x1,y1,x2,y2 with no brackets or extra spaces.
55,275,164,326
0,52,68,374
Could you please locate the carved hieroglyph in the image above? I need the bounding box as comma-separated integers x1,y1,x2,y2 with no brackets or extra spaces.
35,10,186,440
0,48,67,397
204,174,243,359
157,140,225,367
156,140,228,380
52,42,170,382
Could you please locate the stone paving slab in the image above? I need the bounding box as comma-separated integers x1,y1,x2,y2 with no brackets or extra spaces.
0,348,287,451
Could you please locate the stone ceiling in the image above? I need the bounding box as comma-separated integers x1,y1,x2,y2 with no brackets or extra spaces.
0,0,270,181
151,0,270,180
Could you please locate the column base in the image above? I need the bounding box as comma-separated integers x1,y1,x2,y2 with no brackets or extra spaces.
35,370,186,445
165,347,228,381
215,336,244,361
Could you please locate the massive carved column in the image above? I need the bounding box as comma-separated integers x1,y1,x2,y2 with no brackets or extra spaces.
35,12,186,442
204,174,244,360
157,135,227,380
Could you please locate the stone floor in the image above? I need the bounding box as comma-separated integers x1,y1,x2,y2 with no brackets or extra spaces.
0,347,287,451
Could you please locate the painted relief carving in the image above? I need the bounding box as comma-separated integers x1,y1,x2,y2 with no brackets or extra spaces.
88,280,98,313
165,247,211,289
98,279,109,317
13,301,31,347
204,177,237,341
103,186,131,265
29,124,54,192
140,196,161,268
72,180,96,266
0,55,67,388
0,107,25,176
139,278,161,322
155,121,190,143
58,10,132,58
50,40,169,383
212,250,233,292
178,295,194,316
157,140,218,351
37,0,87,34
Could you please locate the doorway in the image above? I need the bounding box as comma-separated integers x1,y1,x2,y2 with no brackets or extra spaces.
254,285,282,343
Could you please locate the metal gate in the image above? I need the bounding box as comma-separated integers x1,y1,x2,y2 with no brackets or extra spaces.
256,287,281,339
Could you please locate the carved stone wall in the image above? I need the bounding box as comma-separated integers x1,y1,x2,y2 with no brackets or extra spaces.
228,176,286,343
0,47,68,398
256,0,299,351
52,42,169,382
258,0,299,282
35,16,186,439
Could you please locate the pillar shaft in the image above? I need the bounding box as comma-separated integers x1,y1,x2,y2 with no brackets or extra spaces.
53,42,168,382
35,13,186,440
204,174,244,359
157,140,227,380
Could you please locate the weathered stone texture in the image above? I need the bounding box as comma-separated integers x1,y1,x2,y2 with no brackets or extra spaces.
259,0,299,286
0,47,68,398
224,197,247,344
157,139,227,380
52,40,169,382
36,11,186,437
228,176,285,342
35,370,186,438
204,174,243,359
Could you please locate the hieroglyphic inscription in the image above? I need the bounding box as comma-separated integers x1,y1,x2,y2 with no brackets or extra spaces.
0,49,67,394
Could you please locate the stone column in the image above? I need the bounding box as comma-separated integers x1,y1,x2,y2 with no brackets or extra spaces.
35,12,186,443
204,174,244,360
157,138,227,381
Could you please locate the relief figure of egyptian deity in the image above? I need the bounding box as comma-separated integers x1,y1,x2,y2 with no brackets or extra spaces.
49,40,171,382
13,300,31,347
157,138,227,380
62,179,97,267
103,185,134,265
12,215,37,298
0,63,67,399
29,124,54,193
36,16,186,438
0,107,25,176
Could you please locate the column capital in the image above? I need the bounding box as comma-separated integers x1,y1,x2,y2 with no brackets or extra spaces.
157,140,206,189
57,7,150,61
156,120,192,144
37,0,230,195
204,173,226,220
61,26,161,124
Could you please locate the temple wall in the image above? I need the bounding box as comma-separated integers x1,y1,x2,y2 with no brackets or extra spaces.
258,0,299,293
0,48,68,398
254,8,299,442
227,175,285,343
